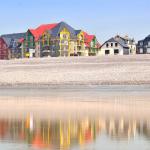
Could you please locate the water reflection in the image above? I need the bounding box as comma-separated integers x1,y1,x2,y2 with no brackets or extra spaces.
0,115,150,149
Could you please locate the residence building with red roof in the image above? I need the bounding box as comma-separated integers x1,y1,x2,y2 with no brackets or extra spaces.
0,21,101,59
21,21,101,58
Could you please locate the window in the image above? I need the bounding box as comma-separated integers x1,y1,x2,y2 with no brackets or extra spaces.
111,43,113,47
105,50,110,55
140,48,143,53
115,43,118,47
114,49,119,55
140,42,143,46
147,48,150,53
63,34,68,39
106,43,109,48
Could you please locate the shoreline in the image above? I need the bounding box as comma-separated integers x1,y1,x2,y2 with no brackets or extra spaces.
0,85,150,97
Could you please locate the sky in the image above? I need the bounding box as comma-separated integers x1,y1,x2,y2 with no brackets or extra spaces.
0,0,150,43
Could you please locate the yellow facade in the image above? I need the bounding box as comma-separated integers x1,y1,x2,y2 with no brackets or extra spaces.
77,31,87,56
59,28,71,56
42,31,50,46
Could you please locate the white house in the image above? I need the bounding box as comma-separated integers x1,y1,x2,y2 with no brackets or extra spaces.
99,35,130,56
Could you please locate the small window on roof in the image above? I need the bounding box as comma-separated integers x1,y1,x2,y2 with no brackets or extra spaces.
115,43,118,47
111,43,113,47
106,43,109,48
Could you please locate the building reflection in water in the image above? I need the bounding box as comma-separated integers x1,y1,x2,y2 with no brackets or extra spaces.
0,115,150,149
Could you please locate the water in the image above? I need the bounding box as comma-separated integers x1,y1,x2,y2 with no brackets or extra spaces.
0,85,150,150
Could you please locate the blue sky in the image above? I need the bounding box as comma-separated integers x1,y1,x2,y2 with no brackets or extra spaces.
0,0,150,42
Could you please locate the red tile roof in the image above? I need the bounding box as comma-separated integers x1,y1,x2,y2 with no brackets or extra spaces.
84,32,95,43
83,32,95,47
18,38,25,43
29,23,58,41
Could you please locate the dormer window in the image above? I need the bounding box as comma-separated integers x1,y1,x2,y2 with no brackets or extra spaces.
106,43,109,48
115,43,118,47
111,43,113,47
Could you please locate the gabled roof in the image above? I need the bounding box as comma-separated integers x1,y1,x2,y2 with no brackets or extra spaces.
28,23,58,41
75,30,82,35
116,37,129,48
1,33,26,45
106,37,116,43
145,35,150,40
18,38,25,43
83,32,95,47
101,36,129,48
146,35,150,38
1,37,19,49
49,21,76,39
1,33,26,40
84,32,95,43
1,37,12,47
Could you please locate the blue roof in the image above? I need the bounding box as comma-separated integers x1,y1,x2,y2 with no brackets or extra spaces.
75,30,82,35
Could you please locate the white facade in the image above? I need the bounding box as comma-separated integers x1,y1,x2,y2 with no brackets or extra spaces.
29,49,36,58
147,48,150,53
99,42,124,56
140,48,144,54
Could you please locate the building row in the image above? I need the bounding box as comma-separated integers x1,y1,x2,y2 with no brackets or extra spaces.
0,21,149,60
0,21,100,59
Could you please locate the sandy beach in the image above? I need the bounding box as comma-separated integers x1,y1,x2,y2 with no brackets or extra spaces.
0,55,150,86
0,55,150,121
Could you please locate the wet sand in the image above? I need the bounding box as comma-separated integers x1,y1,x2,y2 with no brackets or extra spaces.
0,55,150,86
0,87,150,121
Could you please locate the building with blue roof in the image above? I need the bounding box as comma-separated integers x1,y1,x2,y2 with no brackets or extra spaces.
0,21,100,59
137,35,150,54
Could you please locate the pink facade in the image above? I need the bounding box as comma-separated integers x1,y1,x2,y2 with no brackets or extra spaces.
0,38,10,60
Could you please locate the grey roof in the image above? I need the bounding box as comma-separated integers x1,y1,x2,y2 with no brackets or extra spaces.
138,40,144,42
101,37,129,48
115,37,129,48
48,22,76,39
1,37,20,49
0,32,25,49
145,35,150,40
1,32,26,40
1,37,12,47
106,37,117,43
